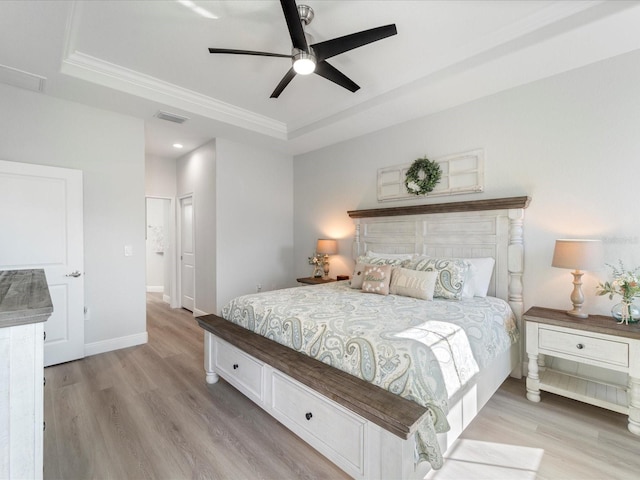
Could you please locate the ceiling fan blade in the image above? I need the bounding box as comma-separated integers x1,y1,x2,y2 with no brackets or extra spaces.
270,68,297,98
312,24,397,61
280,0,308,52
314,61,360,93
208,48,292,58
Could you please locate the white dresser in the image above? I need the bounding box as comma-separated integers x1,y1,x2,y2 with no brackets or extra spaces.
0,270,53,480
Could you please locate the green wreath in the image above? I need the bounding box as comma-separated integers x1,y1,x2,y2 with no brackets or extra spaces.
404,157,442,195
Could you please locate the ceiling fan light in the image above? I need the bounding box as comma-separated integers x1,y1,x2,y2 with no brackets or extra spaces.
293,50,316,75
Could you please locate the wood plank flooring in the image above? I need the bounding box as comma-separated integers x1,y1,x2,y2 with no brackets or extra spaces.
44,294,640,479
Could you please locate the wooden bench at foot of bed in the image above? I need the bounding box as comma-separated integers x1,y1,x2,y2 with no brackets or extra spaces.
197,314,428,439
197,313,439,479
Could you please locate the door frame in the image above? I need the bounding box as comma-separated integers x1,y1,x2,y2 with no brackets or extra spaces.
145,195,177,308
177,193,196,314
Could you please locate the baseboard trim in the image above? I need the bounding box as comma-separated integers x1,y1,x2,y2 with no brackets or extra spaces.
84,331,148,357
194,308,209,317
146,286,164,293
162,294,171,304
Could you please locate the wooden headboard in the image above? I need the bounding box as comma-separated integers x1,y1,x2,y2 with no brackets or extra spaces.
348,196,530,341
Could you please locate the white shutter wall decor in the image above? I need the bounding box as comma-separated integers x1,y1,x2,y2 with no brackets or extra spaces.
377,149,484,202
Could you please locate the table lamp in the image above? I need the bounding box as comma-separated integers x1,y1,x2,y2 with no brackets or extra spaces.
551,239,603,318
316,239,338,279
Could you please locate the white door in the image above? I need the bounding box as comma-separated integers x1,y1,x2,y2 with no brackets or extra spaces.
180,195,195,311
0,160,84,367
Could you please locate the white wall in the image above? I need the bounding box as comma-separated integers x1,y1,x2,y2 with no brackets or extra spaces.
294,49,640,317
177,141,217,315
216,138,294,310
0,83,147,350
146,155,177,198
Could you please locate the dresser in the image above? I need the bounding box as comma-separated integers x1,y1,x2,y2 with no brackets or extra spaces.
0,270,53,480
524,306,640,435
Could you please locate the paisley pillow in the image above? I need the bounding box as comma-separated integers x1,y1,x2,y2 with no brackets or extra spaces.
361,264,392,295
356,255,410,267
406,256,470,299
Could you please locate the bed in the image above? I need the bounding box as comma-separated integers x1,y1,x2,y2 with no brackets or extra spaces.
197,196,530,479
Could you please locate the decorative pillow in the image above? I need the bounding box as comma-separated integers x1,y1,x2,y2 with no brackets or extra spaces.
361,264,392,295
389,268,437,300
350,262,370,289
461,257,495,298
406,256,470,299
357,254,410,267
366,251,414,260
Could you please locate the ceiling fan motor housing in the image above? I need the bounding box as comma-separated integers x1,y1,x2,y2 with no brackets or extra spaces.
297,5,314,25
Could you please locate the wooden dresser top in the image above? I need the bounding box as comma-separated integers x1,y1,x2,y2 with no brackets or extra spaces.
0,269,53,328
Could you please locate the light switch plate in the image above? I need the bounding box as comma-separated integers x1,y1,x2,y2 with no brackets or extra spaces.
124,245,133,256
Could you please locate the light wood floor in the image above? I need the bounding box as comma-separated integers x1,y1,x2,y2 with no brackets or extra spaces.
44,294,640,479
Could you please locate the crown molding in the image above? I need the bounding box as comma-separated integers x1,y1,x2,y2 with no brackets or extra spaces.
61,51,287,139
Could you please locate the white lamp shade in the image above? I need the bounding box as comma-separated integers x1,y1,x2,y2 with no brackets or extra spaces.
316,239,338,255
551,239,603,271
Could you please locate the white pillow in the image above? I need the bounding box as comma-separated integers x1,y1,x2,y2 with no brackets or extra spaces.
462,257,495,298
390,268,437,300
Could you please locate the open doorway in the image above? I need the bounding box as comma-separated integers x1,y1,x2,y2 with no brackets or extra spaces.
145,196,175,305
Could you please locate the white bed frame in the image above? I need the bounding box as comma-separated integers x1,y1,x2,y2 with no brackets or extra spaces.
202,196,530,479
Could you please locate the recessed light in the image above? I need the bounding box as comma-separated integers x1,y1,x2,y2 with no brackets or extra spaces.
177,0,218,19
173,143,184,149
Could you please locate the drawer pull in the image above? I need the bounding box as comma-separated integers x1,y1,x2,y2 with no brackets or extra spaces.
305,412,313,421
233,363,239,370
576,343,584,350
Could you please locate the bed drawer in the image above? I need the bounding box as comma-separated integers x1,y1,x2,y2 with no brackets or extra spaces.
539,327,629,368
214,338,264,403
271,372,365,475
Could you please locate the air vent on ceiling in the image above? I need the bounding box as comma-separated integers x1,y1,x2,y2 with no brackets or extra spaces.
0,64,46,93
155,111,189,124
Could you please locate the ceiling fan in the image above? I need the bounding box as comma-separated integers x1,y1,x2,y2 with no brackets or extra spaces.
208,0,397,98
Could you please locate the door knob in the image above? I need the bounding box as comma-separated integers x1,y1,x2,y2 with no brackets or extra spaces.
65,271,82,277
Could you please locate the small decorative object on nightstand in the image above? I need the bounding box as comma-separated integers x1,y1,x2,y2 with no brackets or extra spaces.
596,260,640,324
551,239,603,318
297,277,337,285
308,239,338,278
524,306,640,436
316,239,338,279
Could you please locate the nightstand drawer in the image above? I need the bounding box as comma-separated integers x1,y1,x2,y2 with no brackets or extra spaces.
539,327,629,367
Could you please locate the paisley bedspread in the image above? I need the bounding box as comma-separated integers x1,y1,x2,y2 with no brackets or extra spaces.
221,281,518,469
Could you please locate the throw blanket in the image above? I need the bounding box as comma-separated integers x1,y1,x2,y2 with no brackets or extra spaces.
221,281,517,469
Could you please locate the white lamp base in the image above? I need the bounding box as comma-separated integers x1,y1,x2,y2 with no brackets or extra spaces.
566,307,588,319
567,270,588,319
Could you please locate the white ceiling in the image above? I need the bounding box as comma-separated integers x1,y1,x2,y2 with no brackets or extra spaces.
1,0,640,158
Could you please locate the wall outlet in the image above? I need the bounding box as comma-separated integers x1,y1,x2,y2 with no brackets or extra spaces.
256,284,262,292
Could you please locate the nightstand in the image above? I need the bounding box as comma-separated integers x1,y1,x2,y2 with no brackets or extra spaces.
296,277,336,285
524,306,640,435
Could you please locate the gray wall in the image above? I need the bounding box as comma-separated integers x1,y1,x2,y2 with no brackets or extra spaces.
0,83,146,350
177,140,217,315
215,138,294,310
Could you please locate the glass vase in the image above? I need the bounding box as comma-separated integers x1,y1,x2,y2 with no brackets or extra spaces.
611,301,640,324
